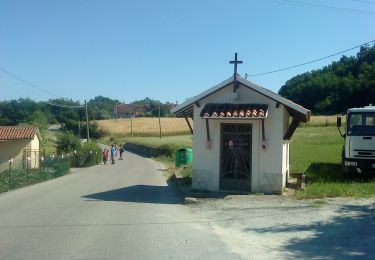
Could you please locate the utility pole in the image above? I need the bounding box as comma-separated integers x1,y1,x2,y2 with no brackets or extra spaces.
77,113,81,139
115,104,118,122
158,103,162,139
130,107,133,135
85,100,89,141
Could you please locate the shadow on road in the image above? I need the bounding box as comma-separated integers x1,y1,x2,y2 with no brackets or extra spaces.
243,203,375,259
82,184,183,204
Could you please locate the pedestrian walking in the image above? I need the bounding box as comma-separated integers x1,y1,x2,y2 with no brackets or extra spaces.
102,149,108,165
119,145,124,160
110,144,116,164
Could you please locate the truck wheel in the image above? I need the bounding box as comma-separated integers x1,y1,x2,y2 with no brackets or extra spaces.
341,156,352,179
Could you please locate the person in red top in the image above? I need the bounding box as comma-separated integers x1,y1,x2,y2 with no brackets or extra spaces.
102,149,109,165
119,145,124,160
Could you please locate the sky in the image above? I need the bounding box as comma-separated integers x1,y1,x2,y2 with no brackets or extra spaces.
0,0,374,104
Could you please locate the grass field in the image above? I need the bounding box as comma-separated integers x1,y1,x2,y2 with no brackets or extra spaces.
290,126,342,174
302,115,343,127
291,126,375,199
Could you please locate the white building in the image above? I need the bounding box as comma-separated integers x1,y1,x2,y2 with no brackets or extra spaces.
171,75,310,194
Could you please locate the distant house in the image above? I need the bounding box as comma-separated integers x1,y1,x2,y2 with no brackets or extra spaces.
115,104,147,117
172,75,310,194
0,126,40,172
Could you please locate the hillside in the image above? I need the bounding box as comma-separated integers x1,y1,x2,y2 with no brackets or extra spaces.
278,44,375,114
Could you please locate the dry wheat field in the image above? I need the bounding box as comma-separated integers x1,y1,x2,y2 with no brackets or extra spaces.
307,115,344,126
96,115,340,136
96,117,193,136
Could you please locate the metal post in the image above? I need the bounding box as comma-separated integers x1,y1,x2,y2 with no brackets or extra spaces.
8,156,12,191
130,107,133,135
26,157,29,185
85,100,89,141
77,113,81,138
159,104,162,139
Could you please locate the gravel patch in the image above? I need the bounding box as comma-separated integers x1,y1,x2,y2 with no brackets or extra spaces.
186,195,375,259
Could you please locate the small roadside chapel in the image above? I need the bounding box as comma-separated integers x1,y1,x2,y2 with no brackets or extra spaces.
171,54,310,194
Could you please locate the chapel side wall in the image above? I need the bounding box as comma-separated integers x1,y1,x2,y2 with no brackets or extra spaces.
192,106,219,191
192,83,284,193
256,100,285,194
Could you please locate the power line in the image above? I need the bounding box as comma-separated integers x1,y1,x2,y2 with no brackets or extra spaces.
352,0,375,4
0,68,84,108
247,39,375,77
0,68,60,98
42,100,83,108
269,0,375,15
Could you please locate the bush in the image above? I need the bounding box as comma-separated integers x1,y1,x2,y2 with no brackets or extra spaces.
82,122,108,139
71,142,102,167
56,131,80,154
56,131,102,167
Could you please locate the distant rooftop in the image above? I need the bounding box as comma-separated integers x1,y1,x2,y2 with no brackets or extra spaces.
0,126,39,141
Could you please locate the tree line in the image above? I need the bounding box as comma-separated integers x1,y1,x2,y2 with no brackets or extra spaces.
0,96,176,139
278,44,375,114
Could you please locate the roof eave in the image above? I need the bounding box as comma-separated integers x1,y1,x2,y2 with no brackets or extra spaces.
171,75,311,122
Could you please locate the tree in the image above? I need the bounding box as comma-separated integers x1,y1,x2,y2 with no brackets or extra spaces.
279,44,375,114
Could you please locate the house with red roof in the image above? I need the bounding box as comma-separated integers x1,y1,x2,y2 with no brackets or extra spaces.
0,126,40,172
171,74,310,194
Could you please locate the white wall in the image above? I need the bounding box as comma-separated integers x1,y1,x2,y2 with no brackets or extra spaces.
192,83,288,194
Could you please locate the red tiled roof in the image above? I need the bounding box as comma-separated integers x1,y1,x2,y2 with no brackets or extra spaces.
200,103,268,119
0,126,39,140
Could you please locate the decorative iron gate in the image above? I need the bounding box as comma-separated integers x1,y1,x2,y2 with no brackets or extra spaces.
220,124,252,192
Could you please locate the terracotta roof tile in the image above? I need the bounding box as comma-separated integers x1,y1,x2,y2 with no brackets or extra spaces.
0,126,39,140
200,103,268,119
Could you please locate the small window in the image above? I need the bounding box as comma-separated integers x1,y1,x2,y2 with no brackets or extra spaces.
365,115,375,126
350,114,362,127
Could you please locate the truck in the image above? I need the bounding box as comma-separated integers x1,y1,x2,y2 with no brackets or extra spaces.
337,105,375,175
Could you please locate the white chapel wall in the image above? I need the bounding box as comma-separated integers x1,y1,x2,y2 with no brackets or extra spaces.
192,83,286,193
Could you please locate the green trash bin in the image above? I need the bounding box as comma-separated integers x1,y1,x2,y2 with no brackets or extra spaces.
175,148,192,167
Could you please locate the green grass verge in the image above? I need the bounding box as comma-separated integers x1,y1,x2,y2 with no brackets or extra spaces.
297,182,375,199
291,126,375,199
124,135,192,160
122,136,193,183
0,158,71,193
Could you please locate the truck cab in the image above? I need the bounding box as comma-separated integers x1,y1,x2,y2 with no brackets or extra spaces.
337,105,375,174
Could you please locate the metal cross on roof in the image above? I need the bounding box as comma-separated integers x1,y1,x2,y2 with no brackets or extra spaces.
229,53,243,92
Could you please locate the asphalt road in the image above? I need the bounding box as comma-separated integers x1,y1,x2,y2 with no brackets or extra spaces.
2,149,374,259
0,151,239,260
